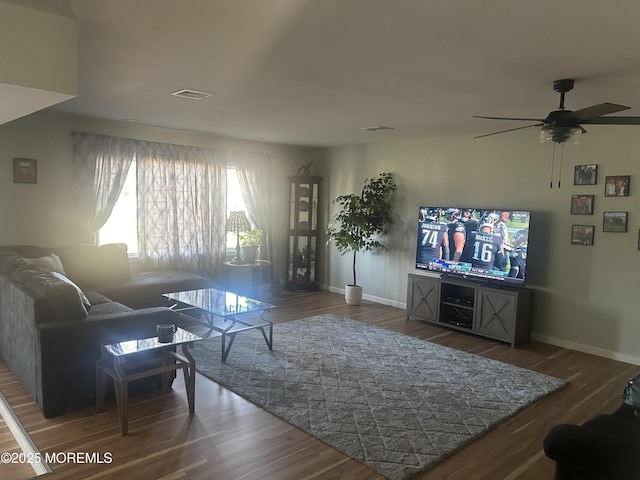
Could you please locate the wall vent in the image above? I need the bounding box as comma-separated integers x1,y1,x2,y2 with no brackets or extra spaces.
361,125,394,132
170,88,213,100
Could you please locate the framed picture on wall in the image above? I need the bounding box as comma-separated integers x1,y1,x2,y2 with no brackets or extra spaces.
13,158,37,184
574,164,597,185
604,175,630,197
571,225,594,245
603,211,628,232
570,194,594,215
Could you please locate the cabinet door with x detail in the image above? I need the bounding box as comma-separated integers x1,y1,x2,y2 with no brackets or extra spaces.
476,289,517,343
407,276,440,322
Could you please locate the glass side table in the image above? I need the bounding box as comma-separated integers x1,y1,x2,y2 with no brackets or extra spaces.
96,327,202,435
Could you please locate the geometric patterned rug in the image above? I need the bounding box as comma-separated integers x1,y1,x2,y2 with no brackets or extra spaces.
191,314,566,480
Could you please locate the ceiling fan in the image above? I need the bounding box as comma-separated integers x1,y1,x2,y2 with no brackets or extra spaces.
474,79,640,143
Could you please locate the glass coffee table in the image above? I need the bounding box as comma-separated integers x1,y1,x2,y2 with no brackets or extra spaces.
163,287,274,362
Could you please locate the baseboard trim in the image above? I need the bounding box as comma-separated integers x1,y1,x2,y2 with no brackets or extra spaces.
322,284,406,309
530,333,640,366
320,284,640,365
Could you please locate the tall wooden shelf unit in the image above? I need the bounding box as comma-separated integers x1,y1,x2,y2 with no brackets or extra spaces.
406,271,532,347
286,175,321,291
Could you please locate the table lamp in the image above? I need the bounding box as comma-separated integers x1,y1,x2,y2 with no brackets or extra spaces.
227,210,251,264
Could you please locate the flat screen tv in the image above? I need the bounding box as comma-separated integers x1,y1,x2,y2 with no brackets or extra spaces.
415,207,531,287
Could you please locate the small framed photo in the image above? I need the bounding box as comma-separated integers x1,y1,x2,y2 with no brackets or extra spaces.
571,194,594,215
571,225,594,245
604,175,630,197
603,211,628,232
574,164,597,185
13,158,37,184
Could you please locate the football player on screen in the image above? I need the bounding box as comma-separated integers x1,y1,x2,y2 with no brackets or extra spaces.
417,208,450,264
508,227,528,278
458,209,480,263
445,208,466,261
469,215,504,270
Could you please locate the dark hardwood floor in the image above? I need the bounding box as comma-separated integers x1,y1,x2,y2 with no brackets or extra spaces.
0,289,636,480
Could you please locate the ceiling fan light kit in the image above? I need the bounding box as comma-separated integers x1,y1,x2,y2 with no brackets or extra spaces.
539,125,582,144
474,78,640,144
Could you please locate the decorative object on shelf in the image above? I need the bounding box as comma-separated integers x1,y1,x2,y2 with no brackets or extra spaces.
296,159,315,176
604,175,630,197
287,175,321,291
13,158,37,184
574,164,597,185
603,211,628,233
326,172,397,305
570,194,594,215
239,228,263,263
226,211,251,264
571,225,594,245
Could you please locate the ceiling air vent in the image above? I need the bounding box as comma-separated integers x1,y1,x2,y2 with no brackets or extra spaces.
361,125,394,132
170,88,213,100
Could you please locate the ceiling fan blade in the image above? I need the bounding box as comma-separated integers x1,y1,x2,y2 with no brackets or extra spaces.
580,116,640,125
473,115,545,122
571,103,631,121
475,123,543,139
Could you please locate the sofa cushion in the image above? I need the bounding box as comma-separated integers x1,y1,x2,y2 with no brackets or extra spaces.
84,291,113,306
88,300,132,316
55,243,131,289
30,253,66,274
100,269,210,308
52,272,91,310
9,259,89,322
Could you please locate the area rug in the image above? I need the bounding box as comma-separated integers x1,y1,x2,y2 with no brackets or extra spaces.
191,314,565,480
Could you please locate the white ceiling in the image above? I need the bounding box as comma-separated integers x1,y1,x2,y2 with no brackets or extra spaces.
9,0,640,146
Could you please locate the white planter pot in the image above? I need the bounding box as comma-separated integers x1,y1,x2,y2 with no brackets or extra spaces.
345,284,363,305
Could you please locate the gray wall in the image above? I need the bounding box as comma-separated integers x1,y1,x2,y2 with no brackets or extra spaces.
319,127,640,363
0,109,316,282
2,109,640,363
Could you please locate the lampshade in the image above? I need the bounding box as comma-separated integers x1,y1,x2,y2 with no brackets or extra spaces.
226,211,251,233
539,125,582,144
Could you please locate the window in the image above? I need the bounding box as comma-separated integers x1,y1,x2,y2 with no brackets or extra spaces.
99,163,247,254
99,161,138,256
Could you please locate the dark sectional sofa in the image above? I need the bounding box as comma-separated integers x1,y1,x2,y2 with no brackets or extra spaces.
0,243,209,418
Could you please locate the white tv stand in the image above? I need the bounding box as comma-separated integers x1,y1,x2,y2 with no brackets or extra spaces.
406,271,532,347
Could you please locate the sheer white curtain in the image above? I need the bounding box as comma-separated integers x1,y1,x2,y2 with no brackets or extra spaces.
72,132,136,243
136,141,227,276
72,132,268,278
233,151,273,265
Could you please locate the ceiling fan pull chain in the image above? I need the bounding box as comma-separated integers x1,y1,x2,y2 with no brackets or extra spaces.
549,143,556,188
558,143,564,188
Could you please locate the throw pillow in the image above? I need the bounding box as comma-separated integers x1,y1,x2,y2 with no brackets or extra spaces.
30,253,66,275
51,272,92,310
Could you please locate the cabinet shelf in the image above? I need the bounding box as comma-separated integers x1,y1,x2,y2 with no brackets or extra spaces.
406,272,532,347
440,301,474,310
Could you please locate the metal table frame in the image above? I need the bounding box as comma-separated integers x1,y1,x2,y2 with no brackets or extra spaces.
164,288,274,362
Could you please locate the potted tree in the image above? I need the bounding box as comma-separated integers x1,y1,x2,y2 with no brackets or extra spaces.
239,228,263,264
326,172,396,305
